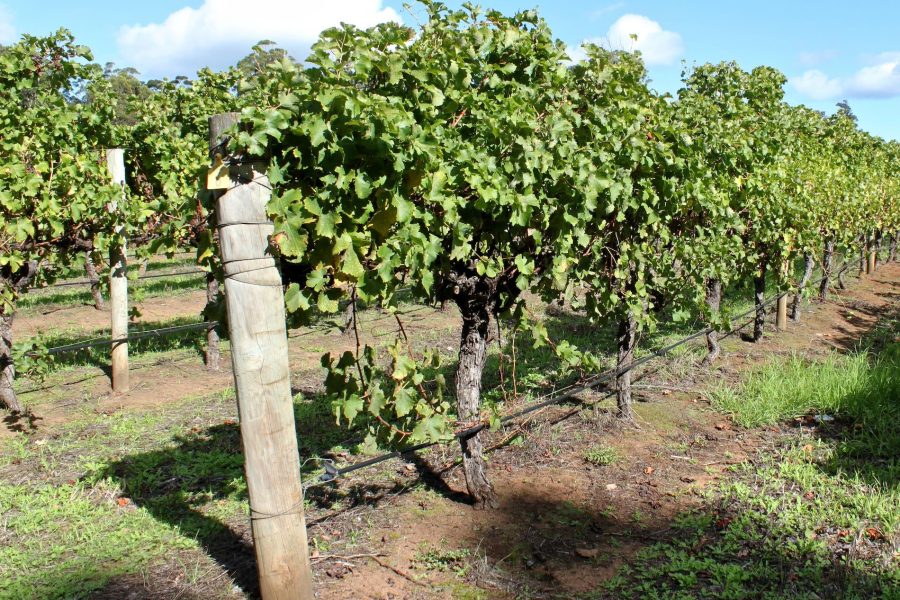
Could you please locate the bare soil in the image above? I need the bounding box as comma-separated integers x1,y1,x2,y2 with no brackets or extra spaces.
305,264,900,600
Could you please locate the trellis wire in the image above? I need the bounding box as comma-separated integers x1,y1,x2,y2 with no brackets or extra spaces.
316,260,856,486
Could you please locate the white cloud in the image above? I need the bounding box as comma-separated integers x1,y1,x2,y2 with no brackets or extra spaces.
791,69,843,100
0,5,16,45
603,14,683,65
117,0,401,78
792,52,900,100
846,52,900,98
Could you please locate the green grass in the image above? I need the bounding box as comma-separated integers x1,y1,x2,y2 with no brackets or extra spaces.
20,257,203,313
21,315,220,374
412,545,472,576
600,323,900,600
0,386,359,598
0,482,197,599
710,352,875,427
709,342,900,487
602,439,900,599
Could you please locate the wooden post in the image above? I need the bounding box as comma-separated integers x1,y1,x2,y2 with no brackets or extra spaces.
107,149,129,393
776,293,788,330
867,247,876,274
209,113,313,600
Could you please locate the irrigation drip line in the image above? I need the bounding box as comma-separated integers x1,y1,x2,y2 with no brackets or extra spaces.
26,256,860,484
318,260,858,486
38,321,219,356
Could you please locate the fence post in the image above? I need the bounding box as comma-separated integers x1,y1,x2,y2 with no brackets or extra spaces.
106,149,129,393
208,113,313,600
867,244,876,274
776,294,788,330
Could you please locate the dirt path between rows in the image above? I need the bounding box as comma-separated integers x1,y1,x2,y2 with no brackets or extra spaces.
307,264,899,600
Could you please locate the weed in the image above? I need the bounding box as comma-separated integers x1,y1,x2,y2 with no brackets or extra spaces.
584,444,620,467
709,349,898,429
412,545,472,577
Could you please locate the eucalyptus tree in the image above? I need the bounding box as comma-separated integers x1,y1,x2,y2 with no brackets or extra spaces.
0,31,143,411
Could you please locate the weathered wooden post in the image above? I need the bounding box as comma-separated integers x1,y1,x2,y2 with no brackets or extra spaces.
867,245,876,274
776,293,788,330
106,149,129,393
208,113,313,600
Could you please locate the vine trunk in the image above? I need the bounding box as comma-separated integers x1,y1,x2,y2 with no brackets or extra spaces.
702,278,722,366
616,311,638,422
820,239,834,301
752,266,767,342
84,251,104,310
455,300,498,510
0,312,20,412
791,253,814,322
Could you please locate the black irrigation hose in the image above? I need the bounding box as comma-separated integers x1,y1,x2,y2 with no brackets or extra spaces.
38,321,219,356
27,257,860,481
319,260,858,485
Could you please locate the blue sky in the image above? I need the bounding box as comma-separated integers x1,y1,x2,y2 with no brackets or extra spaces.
3,1,899,140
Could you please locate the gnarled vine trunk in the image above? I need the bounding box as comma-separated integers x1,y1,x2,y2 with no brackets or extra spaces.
752,265,767,342
858,236,866,274
819,239,835,301
616,311,638,422
204,273,220,371
791,253,814,322
455,300,498,510
137,258,149,278
0,313,21,413
701,278,722,366
889,232,898,263
84,251,104,310
340,297,356,336
0,261,38,412
874,231,883,268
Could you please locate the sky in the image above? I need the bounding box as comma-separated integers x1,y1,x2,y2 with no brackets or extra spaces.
2,1,899,140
